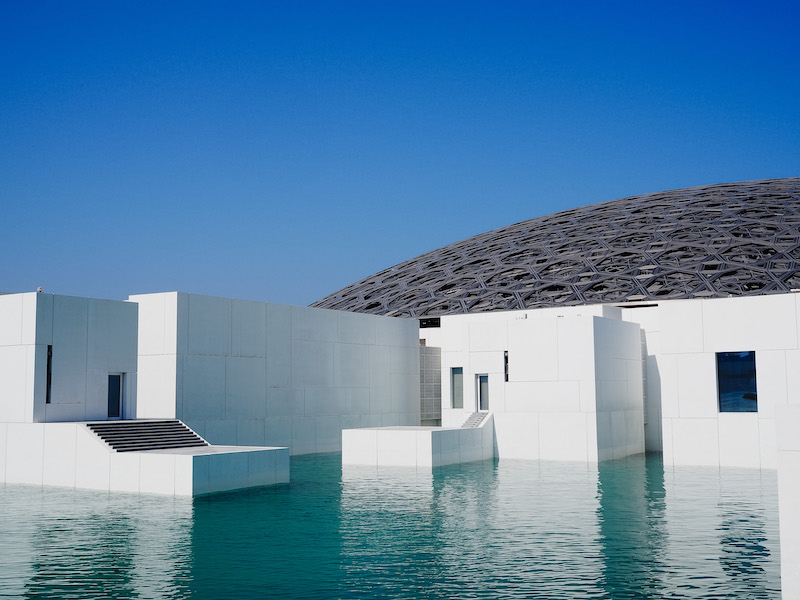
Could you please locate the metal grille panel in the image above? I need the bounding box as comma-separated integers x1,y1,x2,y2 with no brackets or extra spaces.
312,178,800,316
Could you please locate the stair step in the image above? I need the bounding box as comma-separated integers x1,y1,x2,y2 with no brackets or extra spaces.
461,412,487,428
86,420,209,453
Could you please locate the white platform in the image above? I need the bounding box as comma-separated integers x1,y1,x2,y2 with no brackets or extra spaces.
777,404,800,599
0,422,289,496
342,415,495,468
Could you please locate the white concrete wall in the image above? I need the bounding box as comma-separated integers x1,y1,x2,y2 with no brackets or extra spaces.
342,416,495,468
131,292,420,455
593,317,645,461
621,305,662,452
777,404,800,599
427,306,643,462
623,294,798,469
0,293,138,423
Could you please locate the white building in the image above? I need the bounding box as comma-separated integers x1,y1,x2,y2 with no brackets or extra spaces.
0,292,138,423
0,291,421,495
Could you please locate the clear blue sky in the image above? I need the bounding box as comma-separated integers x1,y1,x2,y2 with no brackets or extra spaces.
2,1,798,305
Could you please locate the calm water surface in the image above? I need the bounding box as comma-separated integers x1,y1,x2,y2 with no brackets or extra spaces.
0,454,780,599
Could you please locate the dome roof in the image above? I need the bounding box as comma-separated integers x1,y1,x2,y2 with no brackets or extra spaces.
312,178,800,317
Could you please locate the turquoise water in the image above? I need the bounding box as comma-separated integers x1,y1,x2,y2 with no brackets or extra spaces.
0,454,780,599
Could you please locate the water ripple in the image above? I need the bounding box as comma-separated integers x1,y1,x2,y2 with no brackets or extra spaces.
0,454,781,599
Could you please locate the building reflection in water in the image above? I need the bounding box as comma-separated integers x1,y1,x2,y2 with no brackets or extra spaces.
0,486,193,600
596,454,667,599
339,459,606,598
0,454,781,599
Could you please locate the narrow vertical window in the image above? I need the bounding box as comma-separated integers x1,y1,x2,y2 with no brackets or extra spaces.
108,374,122,419
504,351,509,382
716,351,757,412
478,374,489,411
451,367,463,409
45,345,52,404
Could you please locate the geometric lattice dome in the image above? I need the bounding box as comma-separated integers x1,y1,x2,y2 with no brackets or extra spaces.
311,178,800,317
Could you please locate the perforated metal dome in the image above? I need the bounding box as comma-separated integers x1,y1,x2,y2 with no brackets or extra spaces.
312,178,800,317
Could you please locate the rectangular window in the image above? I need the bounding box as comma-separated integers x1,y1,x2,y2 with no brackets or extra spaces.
478,374,489,411
504,351,509,382
716,351,757,412
108,374,122,419
45,345,52,404
451,367,463,409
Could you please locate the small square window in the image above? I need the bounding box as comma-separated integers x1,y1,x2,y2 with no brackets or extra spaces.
716,351,757,412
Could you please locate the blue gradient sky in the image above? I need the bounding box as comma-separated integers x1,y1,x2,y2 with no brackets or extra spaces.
2,1,798,305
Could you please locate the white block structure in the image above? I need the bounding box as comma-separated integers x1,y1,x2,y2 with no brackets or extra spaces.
0,292,289,496
130,292,420,455
421,305,644,463
0,292,137,423
622,294,799,469
342,415,495,468
777,404,800,600
0,422,289,495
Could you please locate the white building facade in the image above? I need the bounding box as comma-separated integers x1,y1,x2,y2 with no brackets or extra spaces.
130,292,421,454
419,304,645,463
0,292,138,424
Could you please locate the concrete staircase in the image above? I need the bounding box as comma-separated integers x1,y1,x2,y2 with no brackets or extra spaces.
461,412,488,428
86,420,208,453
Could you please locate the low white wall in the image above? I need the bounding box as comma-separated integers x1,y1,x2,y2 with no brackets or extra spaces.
0,422,289,495
342,416,494,467
623,294,799,469
131,293,420,455
426,306,643,463
777,404,800,599
0,293,138,423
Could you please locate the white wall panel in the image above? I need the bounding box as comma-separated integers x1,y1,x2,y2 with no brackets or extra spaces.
0,293,24,345
51,295,88,406
659,299,704,354
139,453,176,495
305,388,346,417
181,355,226,420
291,340,333,388
337,311,375,345
267,388,305,418
557,318,594,381
87,299,138,372
0,346,28,422
187,294,231,356
109,452,141,493
538,413,590,462
676,353,717,418
334,344,370,388
231,299,267,358
507,318,558,382
131,293,167,355
759,418,777,469
5,423,44,484
136,355,177,419
755,350,788,419
718,414,761,468
204,419,237,444
702,294,798,351
237,419,265,446
670,418,720,466
225,357,266,419
468,321,507,352
291,305,338,342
